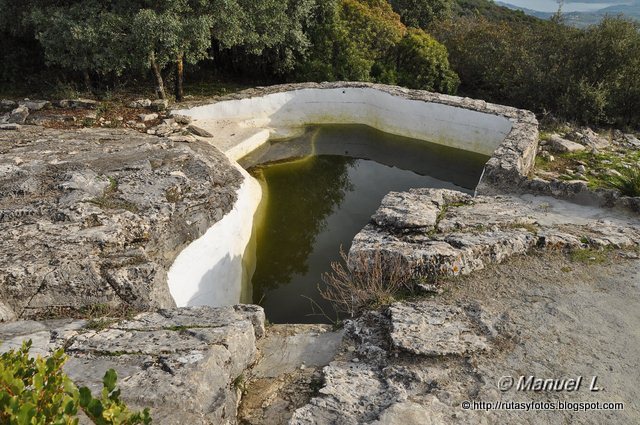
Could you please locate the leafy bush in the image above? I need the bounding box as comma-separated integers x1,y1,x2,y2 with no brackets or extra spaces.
320,248,413,317
0,341,151,425
389,0,452,28
297,0,406,82
432,15,640,126
396,28,459,93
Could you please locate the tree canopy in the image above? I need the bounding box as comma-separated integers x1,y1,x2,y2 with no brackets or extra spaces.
0,0,638,126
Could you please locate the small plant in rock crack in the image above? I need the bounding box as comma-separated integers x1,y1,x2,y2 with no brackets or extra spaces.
319,247,414,318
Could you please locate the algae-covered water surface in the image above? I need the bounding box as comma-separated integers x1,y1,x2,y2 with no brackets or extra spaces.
240,125,488,323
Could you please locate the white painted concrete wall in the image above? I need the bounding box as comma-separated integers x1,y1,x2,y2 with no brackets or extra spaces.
174,87,513,156
167,86,514,309
167,165,261,307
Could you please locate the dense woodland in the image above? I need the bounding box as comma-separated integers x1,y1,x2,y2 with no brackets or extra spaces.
0,0,639,127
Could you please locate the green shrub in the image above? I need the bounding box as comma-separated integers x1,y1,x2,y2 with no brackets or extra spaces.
396,28,459,94
389,0,453,28
0,340,151,425
432,15,640,126
297,0,406,82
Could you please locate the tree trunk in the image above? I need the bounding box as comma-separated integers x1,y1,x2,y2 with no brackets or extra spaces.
150,51,166,100
83,70,92,93
175,53,184,102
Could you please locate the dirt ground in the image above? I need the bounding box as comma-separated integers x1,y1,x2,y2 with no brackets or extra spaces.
440,251,640,424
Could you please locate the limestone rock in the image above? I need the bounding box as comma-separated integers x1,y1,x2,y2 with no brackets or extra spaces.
128,99,152,108
290,300,496,425
151,99,169,111
387,302,488,356
624,133,640,148
26,115,76,126
290,361,401,425
0,123,20,131
568,128,610,150
188,124,214,138
367,399,486,425
173,114,192,125
55,99,99,109
350,189,640,283
19,100,51,111
8,106,29,124
0,306,265,425
168,134,197,143
605,169,623,178
546,134,586,153
0,127,241,318
138,113,158,122
0,300,15,322
371,189,471,233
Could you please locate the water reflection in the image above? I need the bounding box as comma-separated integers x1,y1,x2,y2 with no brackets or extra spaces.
244,125,488,323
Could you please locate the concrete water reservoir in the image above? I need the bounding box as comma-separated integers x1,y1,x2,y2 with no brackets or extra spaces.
166,83,538,321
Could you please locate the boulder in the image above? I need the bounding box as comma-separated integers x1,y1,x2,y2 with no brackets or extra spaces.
19,100,51,111
624,133,640,148
546,134,585,153
129,99,152,108
568,128,610,150
605,169,623,178
187,124,214,138
151,99,169,111
173,114,192,125
138,113,158,122
7,106,29,124
56,99,99,109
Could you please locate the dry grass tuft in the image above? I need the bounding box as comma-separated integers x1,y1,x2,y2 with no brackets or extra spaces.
320,247,413,317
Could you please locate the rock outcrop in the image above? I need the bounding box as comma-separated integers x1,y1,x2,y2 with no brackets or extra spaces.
0,126,241,319
350,188,640,281
0,305,265,425
290,303,492,425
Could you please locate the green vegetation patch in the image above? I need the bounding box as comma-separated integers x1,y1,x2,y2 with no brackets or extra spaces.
536,148,640,194
569,248,610,264
0,341,151,424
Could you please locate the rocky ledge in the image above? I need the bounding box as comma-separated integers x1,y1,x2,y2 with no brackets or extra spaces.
0,126,241,320
0,305,265,424
350,188,640,281
290,302,492,424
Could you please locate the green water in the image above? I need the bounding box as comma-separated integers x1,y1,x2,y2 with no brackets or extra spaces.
240,125,488,324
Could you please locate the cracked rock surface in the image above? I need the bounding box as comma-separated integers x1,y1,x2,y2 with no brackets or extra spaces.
351,188,640,281
0,306,265,425
0,126,241,320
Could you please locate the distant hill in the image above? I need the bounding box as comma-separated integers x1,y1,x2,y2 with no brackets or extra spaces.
496,1,640,27
453,0,543,22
